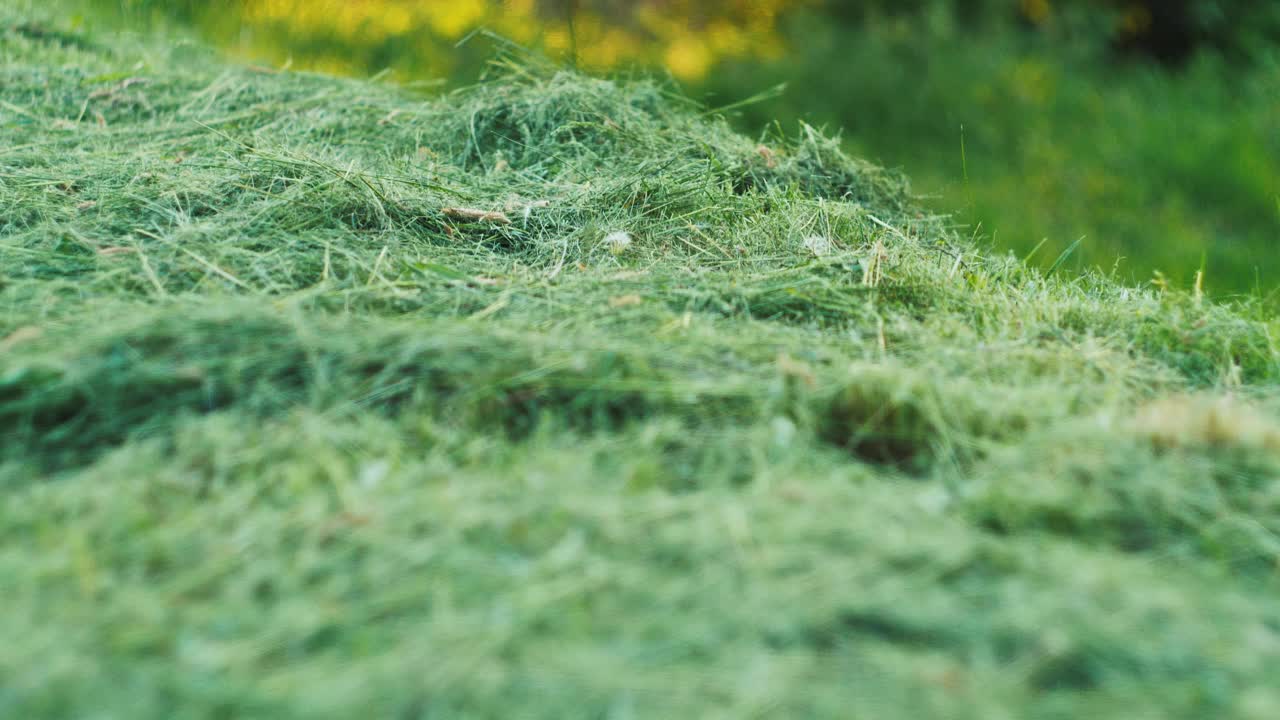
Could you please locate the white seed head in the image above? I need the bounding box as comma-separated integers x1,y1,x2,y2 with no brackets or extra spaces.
605,231,633,255
803,235,832,257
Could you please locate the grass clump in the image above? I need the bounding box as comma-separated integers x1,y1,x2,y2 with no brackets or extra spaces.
3,8,1280,719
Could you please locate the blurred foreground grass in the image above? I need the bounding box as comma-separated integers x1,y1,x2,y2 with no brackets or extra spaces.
3,4,1280,718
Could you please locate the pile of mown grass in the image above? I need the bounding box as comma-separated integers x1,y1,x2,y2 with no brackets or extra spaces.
3,8,1280,719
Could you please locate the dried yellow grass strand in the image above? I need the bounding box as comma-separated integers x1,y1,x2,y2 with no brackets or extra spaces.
1131,396,1280,452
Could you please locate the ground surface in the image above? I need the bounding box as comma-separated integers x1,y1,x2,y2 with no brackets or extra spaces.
3,9,1280,719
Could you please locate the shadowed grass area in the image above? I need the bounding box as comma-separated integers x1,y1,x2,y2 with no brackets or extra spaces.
3,8,1280,719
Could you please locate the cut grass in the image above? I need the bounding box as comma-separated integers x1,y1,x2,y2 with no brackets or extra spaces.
3,9,1280,719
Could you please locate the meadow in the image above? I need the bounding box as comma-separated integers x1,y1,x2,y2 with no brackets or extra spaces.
3,4,1280,718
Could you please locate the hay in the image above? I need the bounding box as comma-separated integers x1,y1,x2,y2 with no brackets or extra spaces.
3,9,1280,719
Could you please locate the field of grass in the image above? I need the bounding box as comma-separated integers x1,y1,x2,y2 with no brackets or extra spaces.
4,7,1280,718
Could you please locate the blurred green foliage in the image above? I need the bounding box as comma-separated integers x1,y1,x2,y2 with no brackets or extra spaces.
837,0,1280,62
704,1,1280,294
71,0,1280,295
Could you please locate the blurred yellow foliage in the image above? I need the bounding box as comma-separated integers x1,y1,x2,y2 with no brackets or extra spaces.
1019,0,1051,26
232,0,798,79
1118,4,1153,37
